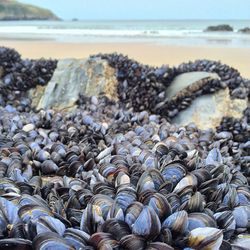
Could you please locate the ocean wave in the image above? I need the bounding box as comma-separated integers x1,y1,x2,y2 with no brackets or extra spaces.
0,20,250,47
0,25,247,38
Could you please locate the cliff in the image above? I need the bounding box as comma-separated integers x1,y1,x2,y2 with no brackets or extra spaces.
0,0,59,21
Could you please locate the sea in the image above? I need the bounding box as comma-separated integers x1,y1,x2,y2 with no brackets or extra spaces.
0,19,250,47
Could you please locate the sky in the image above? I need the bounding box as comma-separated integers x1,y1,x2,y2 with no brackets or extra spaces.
19,0,250,20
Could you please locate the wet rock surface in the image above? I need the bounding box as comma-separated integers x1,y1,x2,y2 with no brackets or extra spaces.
0,47,249,250
29,58,117,111
172,88,248,130
166,71,220,99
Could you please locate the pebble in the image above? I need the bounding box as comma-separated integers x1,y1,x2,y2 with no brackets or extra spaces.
22,123,35,132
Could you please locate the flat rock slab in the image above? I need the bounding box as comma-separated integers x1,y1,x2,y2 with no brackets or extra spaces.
29,57,117,111
167,72,220,99
172,88,248,130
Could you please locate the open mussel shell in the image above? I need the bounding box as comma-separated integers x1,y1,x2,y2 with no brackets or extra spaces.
188,227,223,250
0,238,32,250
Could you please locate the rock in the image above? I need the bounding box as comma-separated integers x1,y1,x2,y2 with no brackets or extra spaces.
172,88,248,130
166,72,220,99
29,57,118,111
238,27,250,34
22,123,35,132
29,85,47,109
204,24,234,32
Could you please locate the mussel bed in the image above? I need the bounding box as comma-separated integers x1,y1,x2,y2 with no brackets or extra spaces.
0,47,249,250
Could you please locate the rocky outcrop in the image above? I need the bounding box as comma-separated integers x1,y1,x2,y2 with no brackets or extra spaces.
29,58,118,111
166,72,220,99
172,87,247,130
0,0,59,21
204,24,234,32
167,72,247,130
238,27,250,34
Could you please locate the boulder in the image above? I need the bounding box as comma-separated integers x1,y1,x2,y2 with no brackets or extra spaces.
166,72,220,99
204,24,234,32
172,88,248,130
29,57,118,111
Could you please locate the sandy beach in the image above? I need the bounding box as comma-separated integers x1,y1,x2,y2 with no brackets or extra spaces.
1,40,250,78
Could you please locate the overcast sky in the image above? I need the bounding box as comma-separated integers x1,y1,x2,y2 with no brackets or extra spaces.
19,0,250,20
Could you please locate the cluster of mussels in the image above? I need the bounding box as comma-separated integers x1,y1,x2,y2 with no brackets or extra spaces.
0,47,57,112
98,54,250,117
0,47,249,250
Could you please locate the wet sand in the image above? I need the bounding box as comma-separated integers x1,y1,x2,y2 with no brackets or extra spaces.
1,40,250,78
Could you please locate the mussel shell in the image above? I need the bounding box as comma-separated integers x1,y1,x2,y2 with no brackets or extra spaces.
161,161,187,187
231,234,250,250
173,174,198,193
146,242,174,250
188,227,223,249
162,210,188,235
143,193,172,221
88,232,118,249
101,219,131,241
125,202,143,227
80,204,105,234
0,197,20,226
41,160,59,175
188,212,217,231
232,206,250,229
120,234,146,250
18,204,52,223
0,238,32,250
64,228,90,249
131,205,161,240
187,192,205,212
33,232,74,250
35,215,66,236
